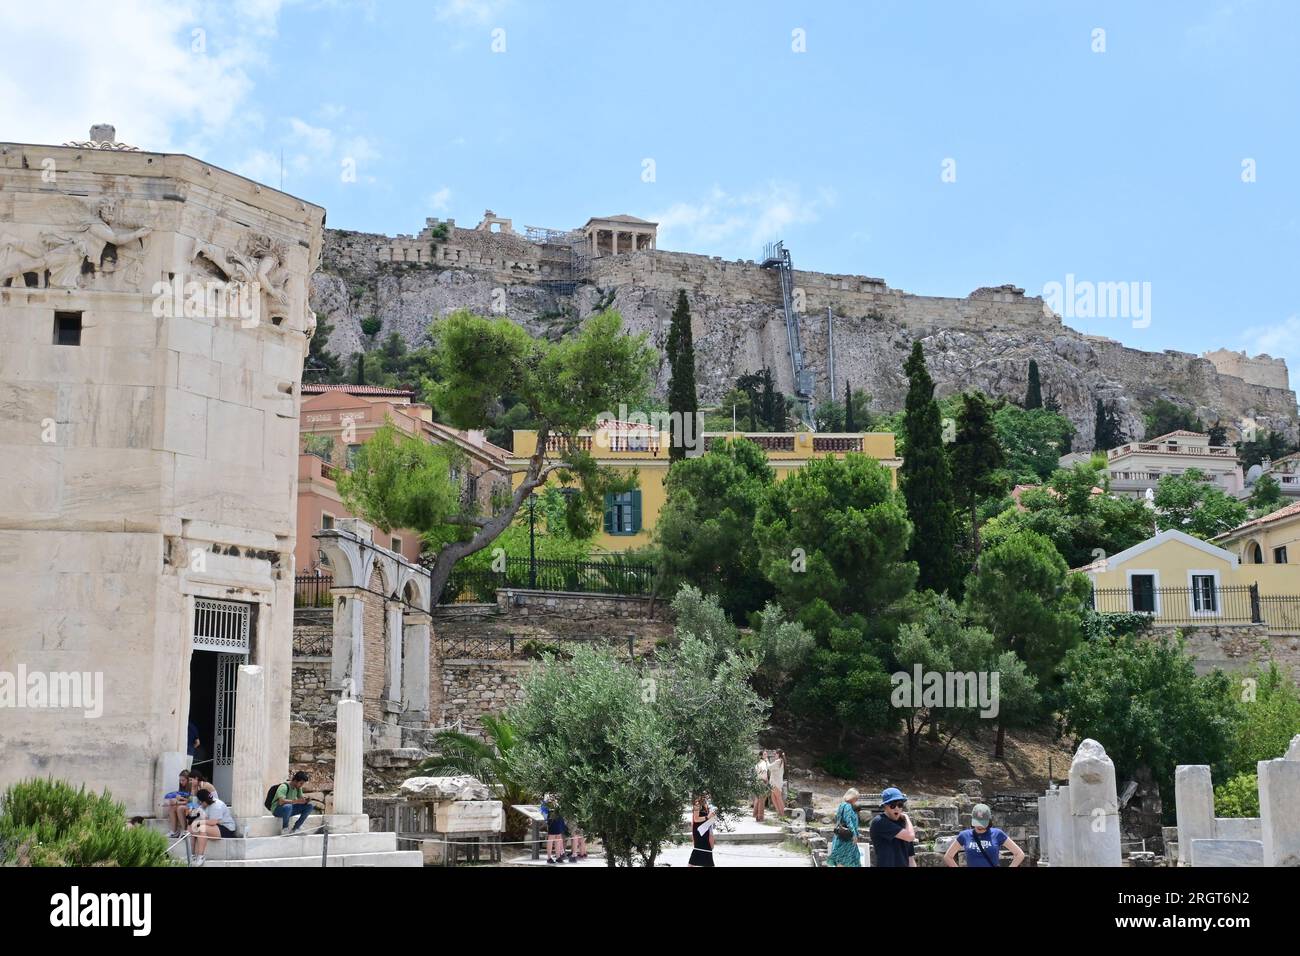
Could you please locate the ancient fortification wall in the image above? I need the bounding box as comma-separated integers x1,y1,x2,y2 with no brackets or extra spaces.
308,218,1299,445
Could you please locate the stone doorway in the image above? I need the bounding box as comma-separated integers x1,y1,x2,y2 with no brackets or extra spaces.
190,598,253,800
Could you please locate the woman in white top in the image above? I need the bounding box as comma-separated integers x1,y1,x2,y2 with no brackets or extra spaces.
767,749,786,816
752,751,770,822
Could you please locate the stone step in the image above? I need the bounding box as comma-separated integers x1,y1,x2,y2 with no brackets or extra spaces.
184,830,399,862
201,849,424,868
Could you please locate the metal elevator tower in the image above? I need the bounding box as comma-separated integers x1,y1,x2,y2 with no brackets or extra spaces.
761,240,813,413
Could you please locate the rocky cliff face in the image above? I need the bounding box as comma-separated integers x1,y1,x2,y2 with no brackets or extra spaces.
309,228,1298,445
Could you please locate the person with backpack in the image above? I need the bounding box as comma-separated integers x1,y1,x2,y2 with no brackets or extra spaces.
869,786,917,868
943,803,1025,868
267,771,314,833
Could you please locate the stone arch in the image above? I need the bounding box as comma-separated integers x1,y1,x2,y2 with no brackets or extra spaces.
1244,539,1265,564
316,534,365,589
396,565,432,612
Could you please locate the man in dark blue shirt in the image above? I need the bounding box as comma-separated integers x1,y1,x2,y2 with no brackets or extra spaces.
868,786,917,867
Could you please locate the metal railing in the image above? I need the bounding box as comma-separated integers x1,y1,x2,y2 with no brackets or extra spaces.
294,572,334,608
1090,584,1260,627
437,556,657,605
435,633,637,659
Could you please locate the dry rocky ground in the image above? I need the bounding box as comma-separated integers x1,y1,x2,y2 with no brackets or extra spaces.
764,719,1077,818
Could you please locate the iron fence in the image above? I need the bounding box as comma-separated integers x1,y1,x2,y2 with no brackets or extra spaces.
1090,584,1262,628
435,633,637,659
294,572,334,608
435,555,658,605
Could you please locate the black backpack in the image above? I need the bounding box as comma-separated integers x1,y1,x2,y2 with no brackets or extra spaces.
264,783,283,813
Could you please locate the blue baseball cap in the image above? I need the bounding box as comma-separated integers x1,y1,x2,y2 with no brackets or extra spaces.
881,787,908,805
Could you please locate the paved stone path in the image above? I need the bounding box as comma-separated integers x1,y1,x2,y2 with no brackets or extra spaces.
508,811,811,867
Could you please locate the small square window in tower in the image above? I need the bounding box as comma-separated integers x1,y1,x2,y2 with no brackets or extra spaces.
53,311,82,346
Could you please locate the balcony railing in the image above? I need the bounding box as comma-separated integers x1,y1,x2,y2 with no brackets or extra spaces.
703,434,795,453
813,436,863,453
1109,442,1235,460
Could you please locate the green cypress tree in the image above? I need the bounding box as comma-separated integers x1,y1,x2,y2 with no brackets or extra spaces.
844,380,856,431
1025,360,1043,410
665,290,699,461
760,368,777,431
354,351,366,386
950,392,1006,564
901,341,960,594
1093,397,1124,451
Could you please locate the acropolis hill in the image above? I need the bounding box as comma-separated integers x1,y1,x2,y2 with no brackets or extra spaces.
308,211,1299,443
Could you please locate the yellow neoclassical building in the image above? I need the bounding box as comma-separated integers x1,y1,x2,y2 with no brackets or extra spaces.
1076,510,1300,631
508,423,901,551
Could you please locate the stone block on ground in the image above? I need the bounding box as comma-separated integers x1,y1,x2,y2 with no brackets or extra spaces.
400,775,491,801
1188,839,1264,867
434,799,504,833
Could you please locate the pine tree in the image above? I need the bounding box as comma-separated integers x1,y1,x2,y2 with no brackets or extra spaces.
665,290,699,461
901,341,961,594
1025,360,1043,410
844,379,856,431
950,392,1005,564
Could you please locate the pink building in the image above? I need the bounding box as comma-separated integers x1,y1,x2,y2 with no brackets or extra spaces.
294,385,509,576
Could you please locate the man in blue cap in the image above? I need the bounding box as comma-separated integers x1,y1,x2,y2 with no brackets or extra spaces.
869,786,917,867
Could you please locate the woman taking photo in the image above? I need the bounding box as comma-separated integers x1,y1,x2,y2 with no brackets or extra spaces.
689,793,716,867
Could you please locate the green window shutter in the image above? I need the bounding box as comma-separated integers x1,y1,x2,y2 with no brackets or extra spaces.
603,493,615,534
631,490,642,533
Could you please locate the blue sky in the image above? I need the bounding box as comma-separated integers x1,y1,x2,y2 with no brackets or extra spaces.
5,0,1298,372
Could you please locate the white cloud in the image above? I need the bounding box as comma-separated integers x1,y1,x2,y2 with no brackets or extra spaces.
435,0,511,25
0,0,283,154
651,182,835,255
427,187,453,213
288,118,335,155
1240,314,1300,373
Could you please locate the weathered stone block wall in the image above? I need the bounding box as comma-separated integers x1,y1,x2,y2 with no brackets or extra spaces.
0,140,323,814
438,659,534,730
1165,624,1300,682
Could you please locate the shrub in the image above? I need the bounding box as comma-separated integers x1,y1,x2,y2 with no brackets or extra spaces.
0,778,173,867
820,752,854,779
1214,772,1260,818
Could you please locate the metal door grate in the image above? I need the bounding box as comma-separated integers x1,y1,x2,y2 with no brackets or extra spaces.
193,598,251,654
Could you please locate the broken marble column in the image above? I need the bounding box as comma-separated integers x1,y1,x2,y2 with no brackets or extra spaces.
1259,733,1300,867
1069,739,1121,867
400,610,431,722
334,697,363,816
330,589,365,691
1037,795,1050,864
231,664,278,836
1043,786,1072,866
1175,765,1215,867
